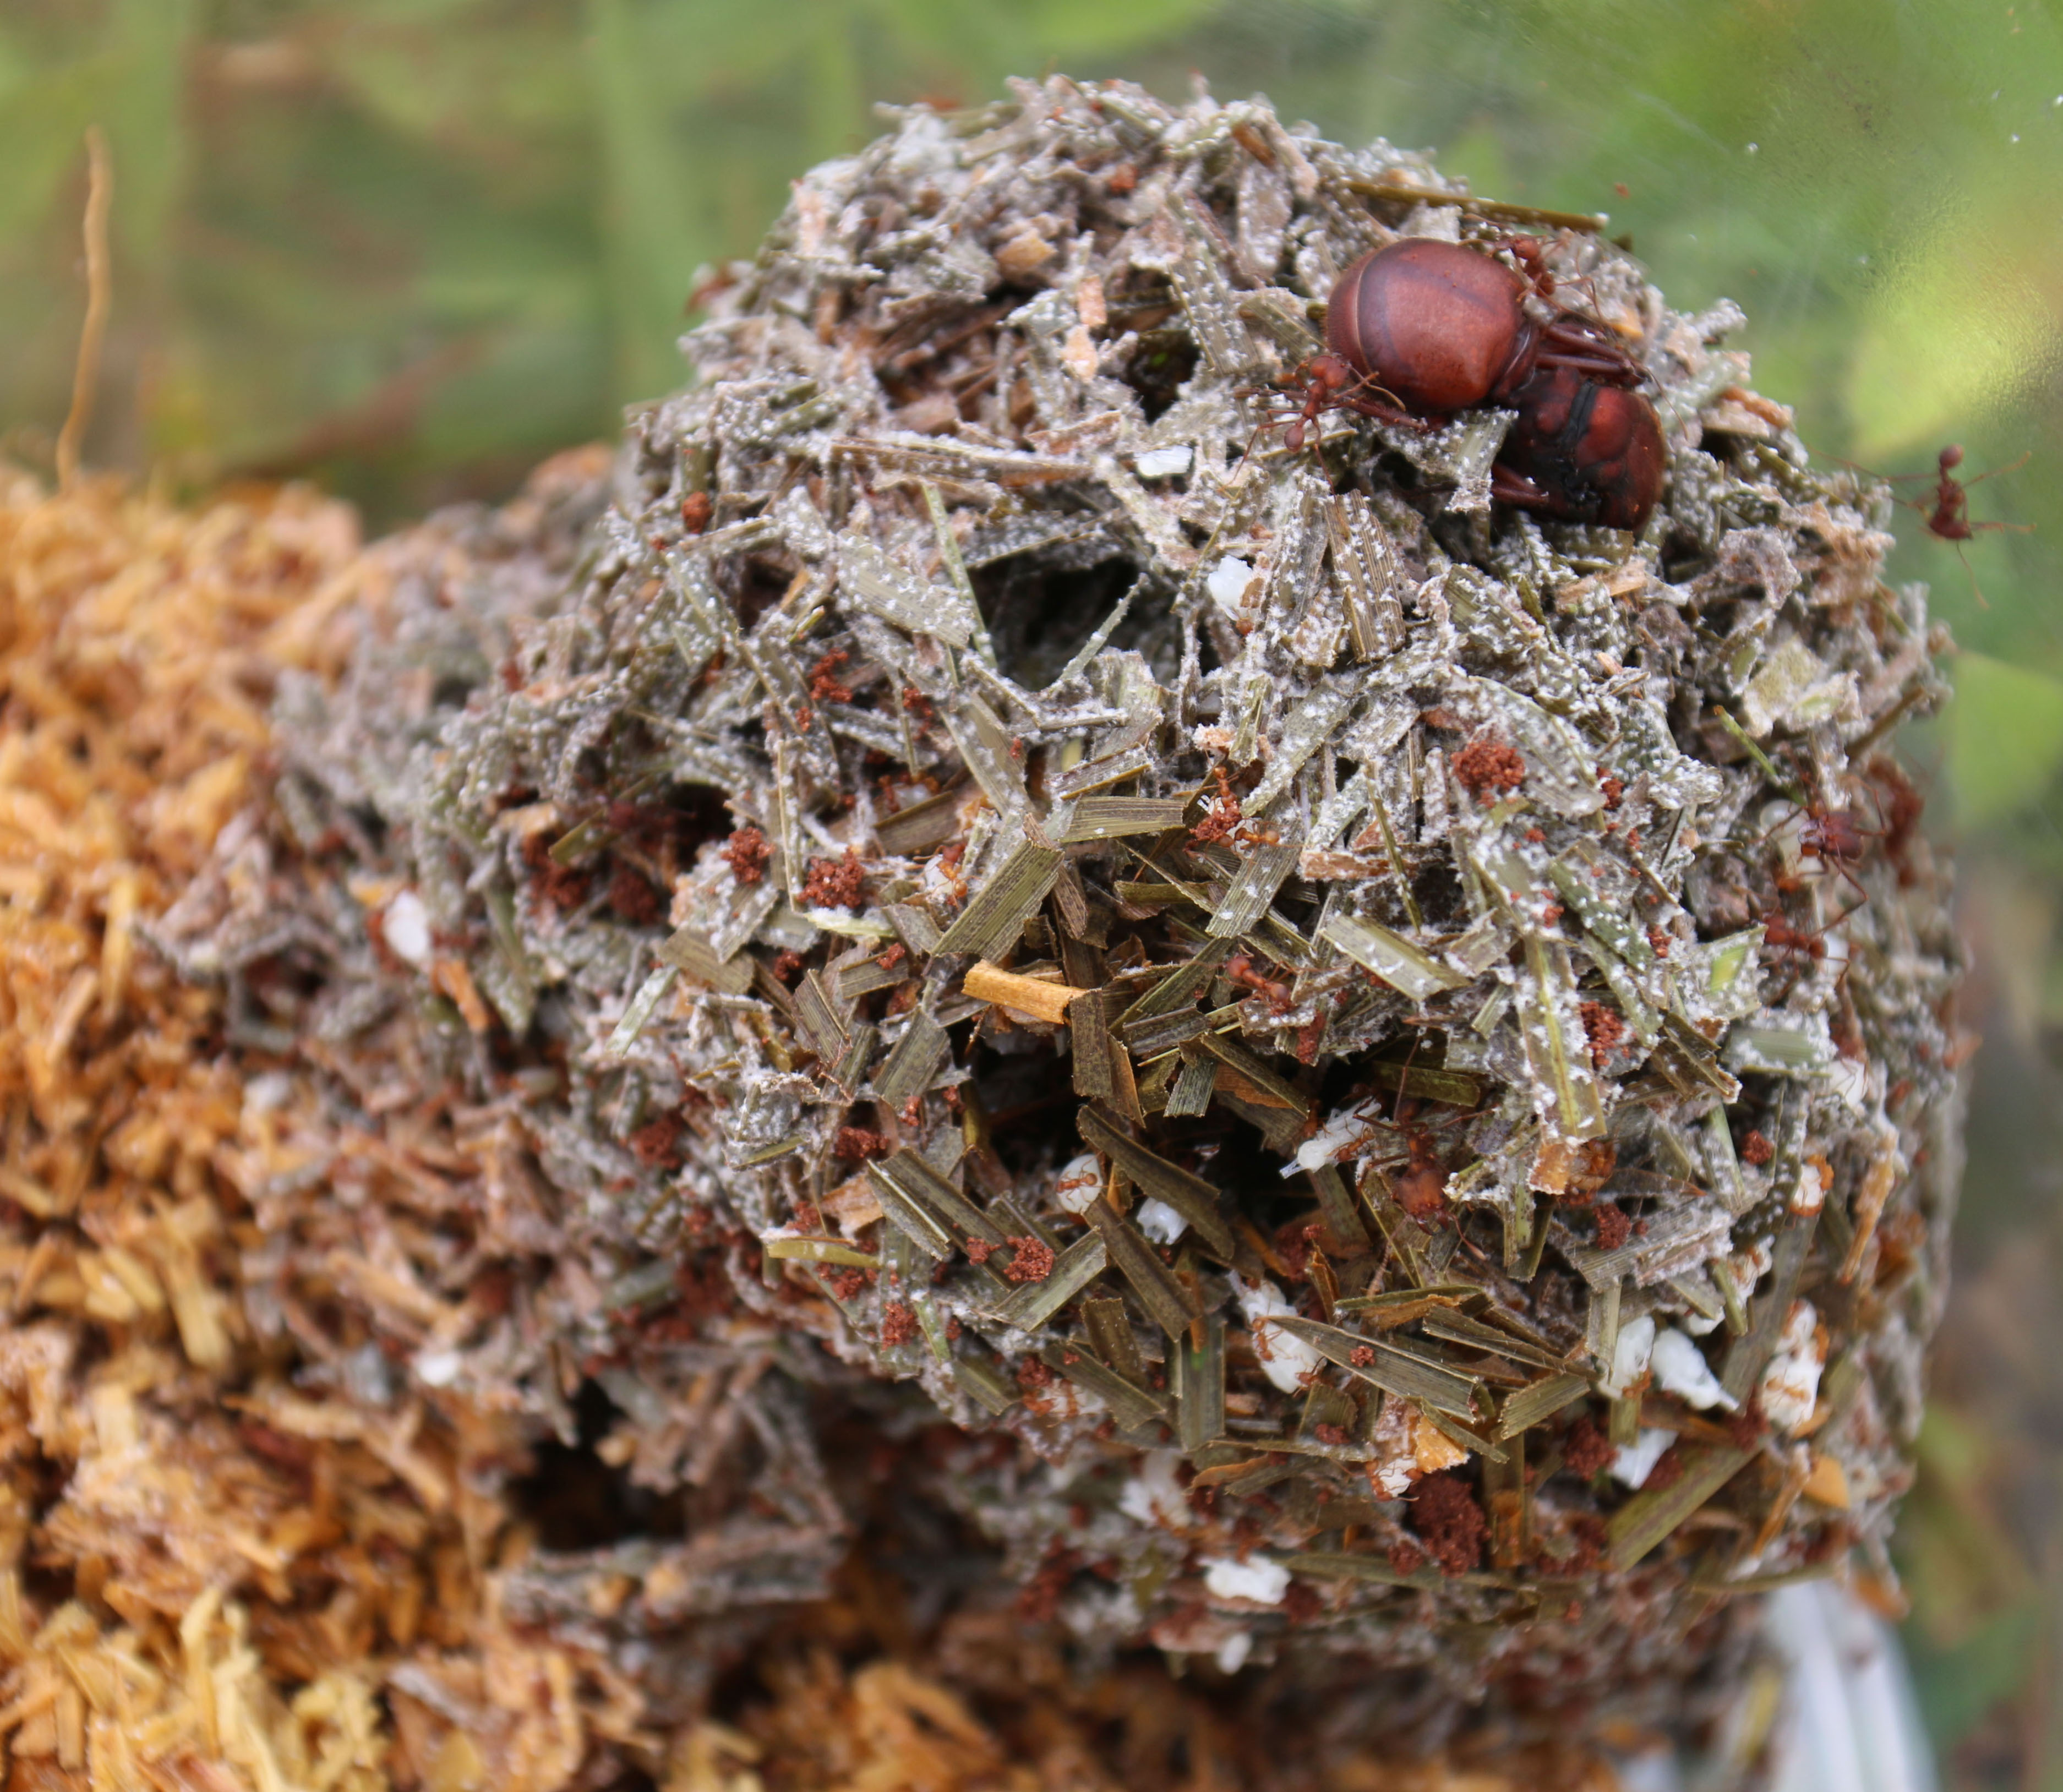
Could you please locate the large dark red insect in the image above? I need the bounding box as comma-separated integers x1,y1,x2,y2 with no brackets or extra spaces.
1278,237,1642,448
1270,236,1665,533
1492,364,1667,531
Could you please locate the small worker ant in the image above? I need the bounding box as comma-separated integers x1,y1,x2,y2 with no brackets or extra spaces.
1915,444,2031,546
1755,794,1881,904
1226,953,1295,1012
1245,354,1421,455
1850,442,2032,609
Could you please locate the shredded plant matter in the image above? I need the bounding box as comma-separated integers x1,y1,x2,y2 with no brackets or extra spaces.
3,76,1962,1787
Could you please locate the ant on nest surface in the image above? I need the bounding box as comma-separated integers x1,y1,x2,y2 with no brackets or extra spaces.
1245,227,1666,531
1744,757,1926,988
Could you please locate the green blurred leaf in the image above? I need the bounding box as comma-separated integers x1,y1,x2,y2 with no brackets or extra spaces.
1906,1596,2045,1749
1949,653,2063,828
1848,199,2062,460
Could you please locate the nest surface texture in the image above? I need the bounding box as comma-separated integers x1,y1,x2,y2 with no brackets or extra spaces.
35,77,1957,1784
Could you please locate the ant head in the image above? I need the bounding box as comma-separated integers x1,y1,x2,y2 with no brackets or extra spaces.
1940,444,1965,473
1506,235,1553,291
1309,352,1355,396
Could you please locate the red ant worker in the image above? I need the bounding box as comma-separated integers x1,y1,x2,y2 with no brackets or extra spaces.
1756,790,1882,904
1851,442,2032,608
1916,444,2029,546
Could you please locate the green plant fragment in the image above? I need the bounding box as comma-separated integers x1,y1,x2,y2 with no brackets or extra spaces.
657,928,755,997
1607,1445,1753,1570
1084,1201,1200,1338
986,1232,1109,1331
1057,796,1191,842
1205,842,1300,939
931,843,1063,959
1268,1314,1481,1418
1494,1373,1592,1439
1077,1106,1235,1259
1319,911,1466,1001
875,1012,950,1109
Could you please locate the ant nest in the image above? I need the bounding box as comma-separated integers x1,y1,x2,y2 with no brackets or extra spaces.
166,78,1960,1770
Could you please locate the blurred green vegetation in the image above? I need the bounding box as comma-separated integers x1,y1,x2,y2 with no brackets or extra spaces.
4,2,2063,1784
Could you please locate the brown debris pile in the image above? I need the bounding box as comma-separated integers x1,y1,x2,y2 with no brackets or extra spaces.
152,75,1958,1771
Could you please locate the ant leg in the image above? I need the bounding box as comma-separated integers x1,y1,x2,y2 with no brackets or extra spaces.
1960,450,2033,489
1325,378,1436,434
1389,1026,1428,1127
1538,346,1646,384
1538,316,1640,362
1490,464,1555,510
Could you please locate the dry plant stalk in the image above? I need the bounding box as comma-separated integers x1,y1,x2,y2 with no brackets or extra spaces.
54,129,113,495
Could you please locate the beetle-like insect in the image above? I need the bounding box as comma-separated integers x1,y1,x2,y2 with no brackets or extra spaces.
1278,237,1643,449
1266,236,1666,532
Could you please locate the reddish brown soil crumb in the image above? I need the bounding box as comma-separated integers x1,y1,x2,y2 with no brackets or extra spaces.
680,490,712,532
1394,1149,1449,1221
1647,922,1673,958
833,1126,892,1161
825,1268,871,1301
629,1111,686,1170
878,1301,919,1347
1410,1471,1487,1576
1593,1203,1632,1252
1451,737,1526,798
1563,1418,1616,1481
1017,1357,1055,1389
1742,1128,1775,1166
1727,1405,1767,1450
1559,1512,1611,1573
965,1238,995,1265
1387,1538,1427,1575
609,861,665,925
1190,795,1242,844
808,649,854,705
1579,999,1627,1064
1004,1237,1055,1283
900,685,934,721
722,824,772,884
1350,1344,1376,1368
522,831,592,911
1313,1422,1348,1446
1600,773,1624,810
1643,1445,1687,1491
876,942,907,971
770,947,804,984
802,849,866,909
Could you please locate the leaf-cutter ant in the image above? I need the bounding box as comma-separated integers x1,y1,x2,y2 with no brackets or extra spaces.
1256,234,1666,532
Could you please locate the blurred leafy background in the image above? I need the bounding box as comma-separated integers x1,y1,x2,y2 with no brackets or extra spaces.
3,0,2061,1782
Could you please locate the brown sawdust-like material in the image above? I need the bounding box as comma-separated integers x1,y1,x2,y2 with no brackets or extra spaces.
0,467,649,1792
